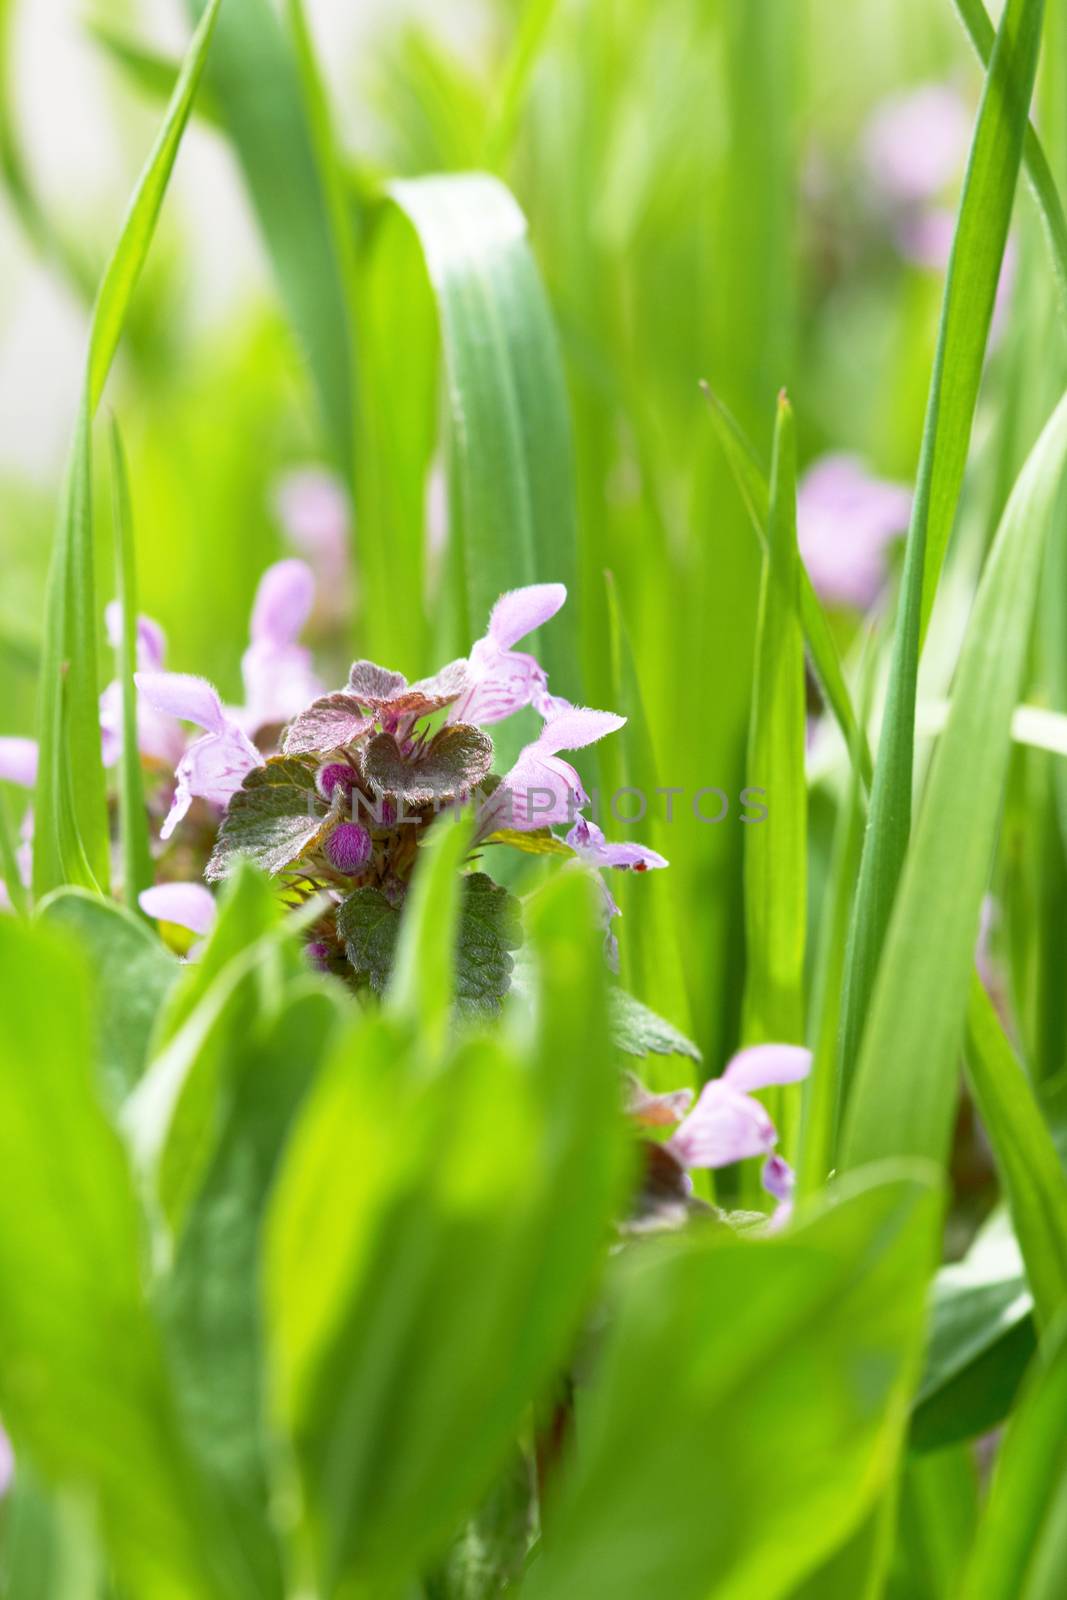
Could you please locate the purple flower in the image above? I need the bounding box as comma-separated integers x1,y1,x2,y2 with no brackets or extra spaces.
567,816,668,874
566,817,669,971
139,881,217,937
0,737,38,789
0,739,36,911
797,453,911,611
483,706,626,831
98,603,186,769
666,1043,812,1206
449,583,567,726
135,672,262,840
240,559,323,733
0,1425,12,1498
863,84,971,206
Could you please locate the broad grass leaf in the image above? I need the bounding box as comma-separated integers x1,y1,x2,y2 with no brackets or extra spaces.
959,1311,1067,1599
911,1217,1035,1452
263,872,626,1593
0,918,246,1598
523,1165,939,1600
37,887,178,1104
388,174,580,704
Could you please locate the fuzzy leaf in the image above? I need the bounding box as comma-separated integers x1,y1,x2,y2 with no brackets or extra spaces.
339,871,521,1012
336,887,401,992
206,758,325,881
454,873,523,1016
609,989,703,1063
347,658,468,719
282,693,373,756
362,725,493,805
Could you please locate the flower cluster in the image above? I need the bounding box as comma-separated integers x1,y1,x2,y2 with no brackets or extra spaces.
1,555,809,1220
133,575,666,997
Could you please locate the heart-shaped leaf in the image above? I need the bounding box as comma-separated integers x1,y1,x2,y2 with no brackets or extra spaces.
206,758,325,881
362,725,493,806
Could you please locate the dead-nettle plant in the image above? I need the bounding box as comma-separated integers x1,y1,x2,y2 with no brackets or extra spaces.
133,577,672,998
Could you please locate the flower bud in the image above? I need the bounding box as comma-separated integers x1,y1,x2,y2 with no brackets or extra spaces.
316,761,357,802
323,820,373,875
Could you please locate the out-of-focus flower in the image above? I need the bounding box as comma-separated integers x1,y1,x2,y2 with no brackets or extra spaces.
273,468,352,621
136,672,262,841
863,84,971,207
625,1046,810,1223
668,1043,811,1183
0,739,37,910
483,706,626,830
896,207,1017,336
240,559,322,734
138,558,321,840
98,604,186,769
0,1424,13,1498
797,453,911,611
448,583,568,726
627,1043,809,1216
0,738,38,789
139,881,217,937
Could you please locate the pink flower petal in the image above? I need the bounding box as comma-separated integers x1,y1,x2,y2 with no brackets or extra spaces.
136,672,229,734
537,707,626,754
0,737,38,788
487,583,567,649
668,1082,777,1169
724,1043,813,1094
160,724,261,840
139,882,217,937
249,559,316,648
567,816,668,871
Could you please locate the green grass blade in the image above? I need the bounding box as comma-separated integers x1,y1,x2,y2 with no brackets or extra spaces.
742,395,806,1062
184,0,357,478
33,0,222,899
386,812,474,1049
87,17,224,131
964,979,1067,1330
0,917,248,1599
109,421,154,919
960,1311,1067,1600
701,383,872,788
842,387,1067,1171
953,0,1067,327
389,174,580,701
836,0,1046,1096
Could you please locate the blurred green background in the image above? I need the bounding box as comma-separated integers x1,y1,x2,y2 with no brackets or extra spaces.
0,0,1001,1061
